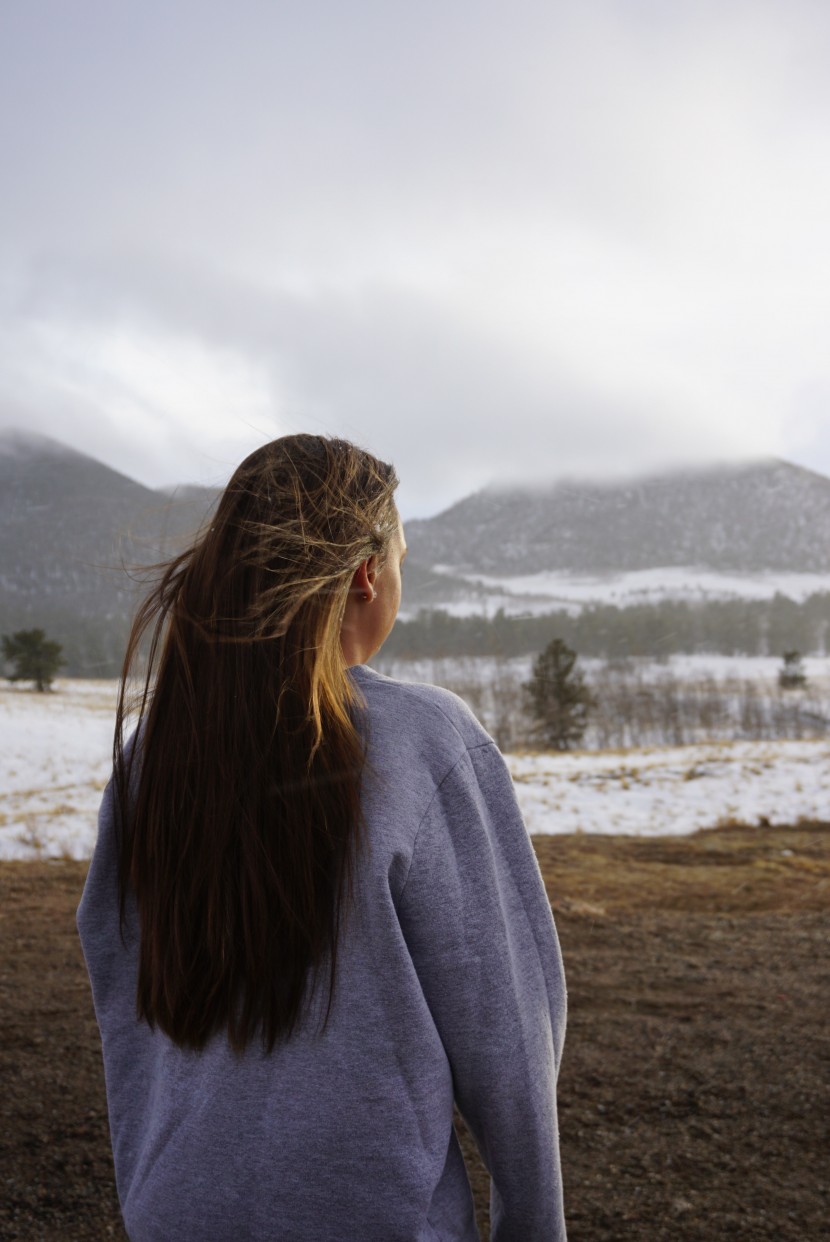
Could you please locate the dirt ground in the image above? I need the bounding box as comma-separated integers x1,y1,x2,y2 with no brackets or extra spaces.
2,822,828,1241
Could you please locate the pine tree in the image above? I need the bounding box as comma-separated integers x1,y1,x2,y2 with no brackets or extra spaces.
2,629,64,692
525,637,593,751
778,650,807,691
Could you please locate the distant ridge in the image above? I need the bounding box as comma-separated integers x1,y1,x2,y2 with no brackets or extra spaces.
404,459,830,576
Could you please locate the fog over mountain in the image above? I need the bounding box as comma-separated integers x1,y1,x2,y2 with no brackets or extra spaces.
2,429,830,673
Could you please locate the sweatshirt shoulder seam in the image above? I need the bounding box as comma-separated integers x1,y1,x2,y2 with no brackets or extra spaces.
399,738,498,898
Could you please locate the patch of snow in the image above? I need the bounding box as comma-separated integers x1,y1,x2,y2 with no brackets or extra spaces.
470,566,830,603
508,738,830,838
399,566,830,618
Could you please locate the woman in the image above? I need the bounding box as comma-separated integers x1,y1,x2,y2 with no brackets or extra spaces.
78,434,567,1241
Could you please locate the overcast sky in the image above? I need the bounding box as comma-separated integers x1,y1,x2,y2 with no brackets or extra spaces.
1,0,829,517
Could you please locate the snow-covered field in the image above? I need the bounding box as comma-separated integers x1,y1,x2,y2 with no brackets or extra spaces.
2,674,828,859
377,652,830,688
0,680,118,860
510,740,829,837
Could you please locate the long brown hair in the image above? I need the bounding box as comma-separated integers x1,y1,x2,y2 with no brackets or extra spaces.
114,435,399,1052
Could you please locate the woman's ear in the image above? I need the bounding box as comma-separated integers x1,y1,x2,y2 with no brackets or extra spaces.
351,557,377,600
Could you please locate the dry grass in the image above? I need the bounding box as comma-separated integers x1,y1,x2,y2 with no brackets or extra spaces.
533,819,830,916
2,821,829,1240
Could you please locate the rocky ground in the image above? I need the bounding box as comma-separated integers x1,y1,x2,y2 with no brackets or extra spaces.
2,822,828,1241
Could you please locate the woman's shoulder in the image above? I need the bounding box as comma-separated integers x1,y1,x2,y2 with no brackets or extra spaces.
349,665,492,757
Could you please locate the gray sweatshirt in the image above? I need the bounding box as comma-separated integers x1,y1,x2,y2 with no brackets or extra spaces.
78,665,567,1241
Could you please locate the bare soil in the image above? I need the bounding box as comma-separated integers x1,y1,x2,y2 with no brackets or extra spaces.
2,822,828,1241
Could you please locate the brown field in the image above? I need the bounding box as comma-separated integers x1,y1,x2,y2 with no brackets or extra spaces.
2,823,828,1241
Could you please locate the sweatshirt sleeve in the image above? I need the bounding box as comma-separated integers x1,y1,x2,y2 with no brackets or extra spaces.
397,740,567,1242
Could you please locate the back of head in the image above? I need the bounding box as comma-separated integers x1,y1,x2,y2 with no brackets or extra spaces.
114,434,399,1052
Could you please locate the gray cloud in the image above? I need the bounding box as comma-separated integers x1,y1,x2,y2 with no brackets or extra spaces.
1,0,829,514
1,251,767,514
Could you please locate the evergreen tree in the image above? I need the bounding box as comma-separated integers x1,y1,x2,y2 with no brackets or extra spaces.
2,628,64,691
778,650,807,690
525,637,593,751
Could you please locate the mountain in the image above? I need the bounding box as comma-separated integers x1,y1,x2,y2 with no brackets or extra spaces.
0,430,219,675
406,459,830,574
400,460,830,617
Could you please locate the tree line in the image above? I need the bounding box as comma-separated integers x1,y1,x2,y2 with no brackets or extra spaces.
5,591,827,678
383,592,830,660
